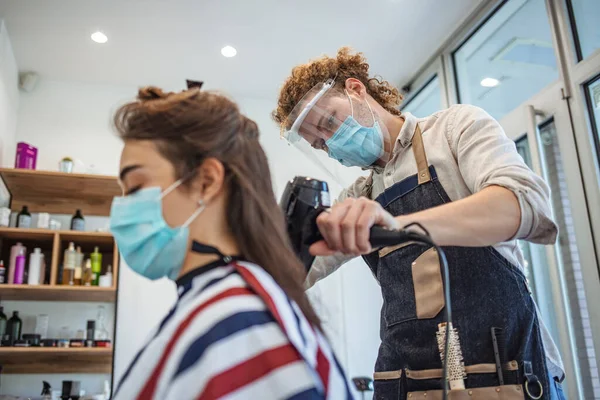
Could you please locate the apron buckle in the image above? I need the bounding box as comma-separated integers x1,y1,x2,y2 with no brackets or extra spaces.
523,361,543,399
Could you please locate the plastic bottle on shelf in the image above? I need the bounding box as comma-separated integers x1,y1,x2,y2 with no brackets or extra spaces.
91,247,102,286
0,306,7,342
8,242,26,284
83,259,93,286
99,265,113,287
35,314,49,339
13,248,26,284
70,209,85,231
62,242,77,286
16,205,31,228
74,246,83,285
7,311,22,345
95,305,110,340
27,248,44,285
0,260,5,284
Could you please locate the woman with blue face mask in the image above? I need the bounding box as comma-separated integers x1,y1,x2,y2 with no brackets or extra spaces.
273,48,565,399
110,85,354,400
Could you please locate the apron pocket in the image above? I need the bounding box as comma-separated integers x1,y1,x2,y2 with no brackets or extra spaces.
412,247,444,319
373,370,403,400
378,245,443,327
404,361,521,393
407,385,525,399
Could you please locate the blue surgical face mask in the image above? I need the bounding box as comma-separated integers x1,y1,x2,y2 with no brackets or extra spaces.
325,92,384,168
109,180,205,281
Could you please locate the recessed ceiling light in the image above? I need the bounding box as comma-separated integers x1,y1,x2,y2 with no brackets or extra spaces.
480,77,500,88
91,31,108,44
221,46,237,58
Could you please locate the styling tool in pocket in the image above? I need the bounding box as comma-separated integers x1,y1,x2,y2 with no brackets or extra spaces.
491,327,506,385
436,322,466,391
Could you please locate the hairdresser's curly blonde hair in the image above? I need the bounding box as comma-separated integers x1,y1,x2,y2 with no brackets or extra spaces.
272,47,403,132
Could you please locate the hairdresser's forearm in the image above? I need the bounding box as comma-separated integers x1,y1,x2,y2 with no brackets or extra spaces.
396,185,521,247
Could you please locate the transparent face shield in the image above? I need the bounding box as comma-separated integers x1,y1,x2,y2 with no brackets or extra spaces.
282,79,391,190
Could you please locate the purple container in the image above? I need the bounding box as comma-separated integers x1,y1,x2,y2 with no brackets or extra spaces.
14,253,26,284
14,142,38,170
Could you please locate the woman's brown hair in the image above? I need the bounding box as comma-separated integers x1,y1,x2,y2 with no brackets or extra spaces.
114,86,321,329
272,47,403,131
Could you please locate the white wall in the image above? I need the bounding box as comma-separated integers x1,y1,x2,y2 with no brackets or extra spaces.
0,19,18,167
11,78,384,398
16,79,128,175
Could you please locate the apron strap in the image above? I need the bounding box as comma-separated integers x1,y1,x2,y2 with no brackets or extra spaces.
411,124,431,185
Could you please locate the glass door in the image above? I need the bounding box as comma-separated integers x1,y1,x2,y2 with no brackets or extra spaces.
500,81,600,399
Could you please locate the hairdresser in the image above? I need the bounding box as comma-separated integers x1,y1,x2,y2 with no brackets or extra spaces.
273,48,565,399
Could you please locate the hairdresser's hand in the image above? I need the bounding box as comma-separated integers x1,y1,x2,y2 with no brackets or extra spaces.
310,197,400,256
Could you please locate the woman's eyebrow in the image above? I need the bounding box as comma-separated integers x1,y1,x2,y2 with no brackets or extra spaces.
119,164,142,181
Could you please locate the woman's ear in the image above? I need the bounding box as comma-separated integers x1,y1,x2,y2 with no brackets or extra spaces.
190,158,225,204
344,78,367,99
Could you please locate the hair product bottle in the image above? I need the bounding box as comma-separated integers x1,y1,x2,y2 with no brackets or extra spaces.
8,243,26,284
0,307,7,343
95,305,110,341
0,260,5,284
27,248,44,285
62,242,77,286
7,311,22,345
16,206,32,228
36,314,49,339
91,247,102,286
70,209,85,231
74,246,83,285
83,259,93,286
13,248,26,284
99,265,113,287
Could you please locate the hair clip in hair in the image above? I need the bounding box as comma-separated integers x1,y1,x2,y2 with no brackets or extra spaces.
186,79,204,90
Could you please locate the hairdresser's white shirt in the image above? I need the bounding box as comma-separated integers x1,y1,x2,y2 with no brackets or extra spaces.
308,105,564,376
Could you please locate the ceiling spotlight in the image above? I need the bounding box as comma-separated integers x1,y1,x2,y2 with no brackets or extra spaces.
91,31,108,44
221,46,237,58
480,77,500,88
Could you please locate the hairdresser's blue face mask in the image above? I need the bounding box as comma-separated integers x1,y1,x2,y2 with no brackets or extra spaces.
109,180,205,281
325,92,384,168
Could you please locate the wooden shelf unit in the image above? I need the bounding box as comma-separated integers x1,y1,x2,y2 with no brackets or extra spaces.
0,348,112,374
0,227,119,300
0,168,121,216
0,169,120,375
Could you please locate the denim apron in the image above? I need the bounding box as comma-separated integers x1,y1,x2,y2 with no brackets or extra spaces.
363,124,552,399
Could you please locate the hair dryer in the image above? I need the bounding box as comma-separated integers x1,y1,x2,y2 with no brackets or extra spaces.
279,176,428,272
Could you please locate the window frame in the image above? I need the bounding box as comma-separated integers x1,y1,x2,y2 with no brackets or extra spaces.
399,74,441,116
399,55,449,112
397,0,600,393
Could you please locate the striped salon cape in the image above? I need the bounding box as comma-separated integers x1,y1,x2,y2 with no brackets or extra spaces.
113,260,355,399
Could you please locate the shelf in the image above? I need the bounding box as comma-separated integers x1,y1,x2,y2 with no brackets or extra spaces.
57,230,114,245
0,284,116,302
0,347,112,374
0,227,119,287
0,227,111,241
0,168,121,216
0,227,55,241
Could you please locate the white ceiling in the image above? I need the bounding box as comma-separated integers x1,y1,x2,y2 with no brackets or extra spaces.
0,0,483,99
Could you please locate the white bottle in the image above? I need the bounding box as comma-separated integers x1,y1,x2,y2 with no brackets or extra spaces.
35,314,49,338
27,248,44,285
103,379,111,399
99,264,113,288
